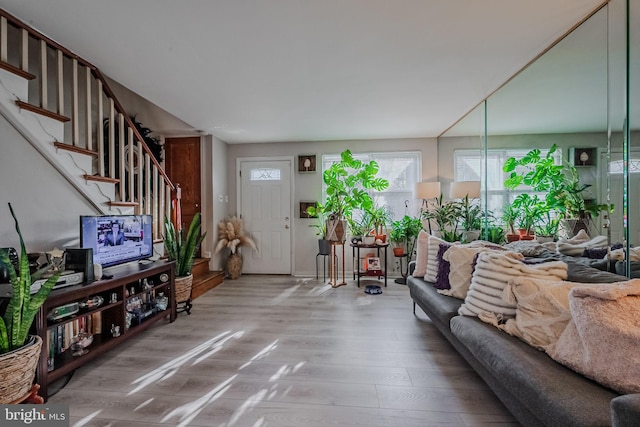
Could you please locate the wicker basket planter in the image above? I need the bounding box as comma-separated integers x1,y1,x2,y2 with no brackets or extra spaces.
226,253,243,279
175,274,193,303
0,335,42,403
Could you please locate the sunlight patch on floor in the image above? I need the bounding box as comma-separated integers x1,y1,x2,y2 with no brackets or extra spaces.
128,330,243,395
160,374,237,427
270,284,301,304
239,339,279,370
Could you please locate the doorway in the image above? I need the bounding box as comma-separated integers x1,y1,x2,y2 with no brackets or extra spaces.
239,159,292,274
164,136,201,231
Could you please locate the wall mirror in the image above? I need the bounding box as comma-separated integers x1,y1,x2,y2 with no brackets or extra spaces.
439,0,639,276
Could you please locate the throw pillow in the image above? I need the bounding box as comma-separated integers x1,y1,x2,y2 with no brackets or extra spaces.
504,240,545,257
424,234,446,283
434,242,453,290
556,235,608,257
499,277,612,350
547,280,640,394
440,245,522,300
458,251,568,326
412,230,430,277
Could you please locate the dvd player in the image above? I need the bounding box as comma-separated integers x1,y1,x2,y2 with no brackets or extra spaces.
31,270,84,293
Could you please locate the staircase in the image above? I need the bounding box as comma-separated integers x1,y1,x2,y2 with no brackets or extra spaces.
0,9,222,296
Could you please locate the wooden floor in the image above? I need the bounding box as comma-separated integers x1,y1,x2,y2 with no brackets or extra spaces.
48,275,520,427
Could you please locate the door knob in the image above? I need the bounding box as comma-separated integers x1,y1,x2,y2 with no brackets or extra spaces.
285,216,289,221
285,225,290,229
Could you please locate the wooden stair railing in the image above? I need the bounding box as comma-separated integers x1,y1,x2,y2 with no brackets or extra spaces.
0,9,174,241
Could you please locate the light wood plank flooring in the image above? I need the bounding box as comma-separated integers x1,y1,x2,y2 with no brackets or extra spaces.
48,275,520,426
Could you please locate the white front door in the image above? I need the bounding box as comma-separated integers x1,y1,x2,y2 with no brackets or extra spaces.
239,159,292,274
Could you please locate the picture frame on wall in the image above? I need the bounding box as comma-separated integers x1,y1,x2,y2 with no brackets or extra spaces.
571,147,596,167
298,154,316,173
299,201,317,218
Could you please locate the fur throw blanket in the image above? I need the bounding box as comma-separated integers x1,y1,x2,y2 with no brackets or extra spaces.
547,280,640,394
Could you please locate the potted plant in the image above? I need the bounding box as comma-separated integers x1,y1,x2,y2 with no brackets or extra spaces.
503,144,612,238
423,195,462,242
535,211,561,243
164,213,206,314
307,203,330,255
512,193,544,239
0,203,60,403
321,150,389,241
459,194,483,242
390,215,423,256
347,215,371,244
368,204,392,243
214,216,257,279
502,203,521,242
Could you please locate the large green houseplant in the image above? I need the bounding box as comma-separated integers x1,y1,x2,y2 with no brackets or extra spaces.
164,213,206,313
0,203,60,402
503,144,611,238
320,149,389,241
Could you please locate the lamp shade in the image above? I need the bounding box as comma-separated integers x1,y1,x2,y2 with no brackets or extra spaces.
449,181,480,199
414,181,441,200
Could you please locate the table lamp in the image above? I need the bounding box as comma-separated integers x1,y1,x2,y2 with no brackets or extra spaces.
414,181,441,235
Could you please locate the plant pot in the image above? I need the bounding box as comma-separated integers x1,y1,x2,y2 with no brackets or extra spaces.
326,218,347,242
393,247,405,257
174,274,193,304
363,235,375,245
520,234,535,241
318,239,331,255
0,335,42,403
226,253,243,279
375,234,387,243
536,235,555,244
506,233,521,243
463,230,480,242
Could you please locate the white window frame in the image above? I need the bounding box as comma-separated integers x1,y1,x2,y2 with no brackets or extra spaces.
454,148,561,216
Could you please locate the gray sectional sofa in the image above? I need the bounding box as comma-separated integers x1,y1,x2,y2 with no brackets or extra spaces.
408,260,640,427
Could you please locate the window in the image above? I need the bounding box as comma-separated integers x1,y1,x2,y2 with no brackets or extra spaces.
321,151,421,222
454,148,561,215
250,168,281,181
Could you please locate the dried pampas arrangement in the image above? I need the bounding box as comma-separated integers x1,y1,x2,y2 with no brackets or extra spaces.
214,216,258,255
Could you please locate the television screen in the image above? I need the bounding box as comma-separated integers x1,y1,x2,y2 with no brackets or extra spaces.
80,214,153,268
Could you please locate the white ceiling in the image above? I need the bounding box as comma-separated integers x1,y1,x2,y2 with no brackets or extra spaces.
0,0,605,143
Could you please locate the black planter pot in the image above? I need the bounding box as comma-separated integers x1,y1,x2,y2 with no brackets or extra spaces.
318,239,331,255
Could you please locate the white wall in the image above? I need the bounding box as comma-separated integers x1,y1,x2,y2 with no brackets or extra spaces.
0,115,98,253
226,137,437,276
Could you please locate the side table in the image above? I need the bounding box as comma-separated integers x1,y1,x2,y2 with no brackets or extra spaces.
350,242,389,287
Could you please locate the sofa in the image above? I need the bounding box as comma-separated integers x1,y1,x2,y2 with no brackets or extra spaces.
407,250,640,427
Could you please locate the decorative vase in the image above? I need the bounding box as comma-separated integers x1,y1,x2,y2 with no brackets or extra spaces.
226,253,243,279
0,335,42,403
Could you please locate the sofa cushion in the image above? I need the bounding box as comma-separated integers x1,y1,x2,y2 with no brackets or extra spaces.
450,315,618,427
412,229,430,277
547,280,640,394
459,251,567,325
441,246,522,300
408,276,462,324
499,277,623,350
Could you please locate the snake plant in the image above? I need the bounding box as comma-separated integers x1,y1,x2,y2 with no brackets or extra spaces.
0,203,59,354
164,213,206,277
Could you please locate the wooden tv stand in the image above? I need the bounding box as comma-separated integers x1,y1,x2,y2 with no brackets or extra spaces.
34,260,176,401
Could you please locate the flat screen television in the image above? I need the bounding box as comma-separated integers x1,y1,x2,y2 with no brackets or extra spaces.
80,214,153,268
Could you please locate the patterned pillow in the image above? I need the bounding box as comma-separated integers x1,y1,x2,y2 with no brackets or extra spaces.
459,251,568,326
424,234,446,283
440,246,522,300
412,230,430,277
434,242,453,290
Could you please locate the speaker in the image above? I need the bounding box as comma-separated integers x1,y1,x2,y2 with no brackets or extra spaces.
65,248,94,282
